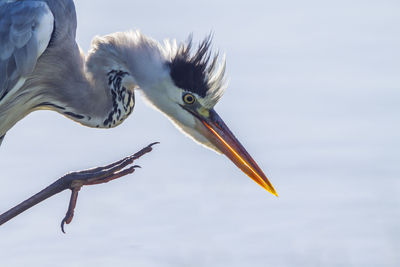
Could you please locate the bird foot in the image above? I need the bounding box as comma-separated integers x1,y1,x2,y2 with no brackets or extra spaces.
0,142,159,230
60,165,140,233
59,142,159,233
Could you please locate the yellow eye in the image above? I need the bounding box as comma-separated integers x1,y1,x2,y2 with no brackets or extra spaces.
183,93,196,104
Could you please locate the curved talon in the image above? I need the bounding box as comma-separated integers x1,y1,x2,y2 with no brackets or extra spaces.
149,141,160,147
61,218,67,234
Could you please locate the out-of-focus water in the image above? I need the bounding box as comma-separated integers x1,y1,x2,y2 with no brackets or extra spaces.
1,0,399,266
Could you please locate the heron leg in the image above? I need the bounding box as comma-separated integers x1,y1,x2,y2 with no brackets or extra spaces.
0,142,159,232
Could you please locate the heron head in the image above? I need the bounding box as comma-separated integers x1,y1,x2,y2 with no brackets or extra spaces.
141,35,277,196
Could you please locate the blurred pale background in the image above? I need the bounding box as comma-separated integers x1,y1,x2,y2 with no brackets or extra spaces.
1,0,399,266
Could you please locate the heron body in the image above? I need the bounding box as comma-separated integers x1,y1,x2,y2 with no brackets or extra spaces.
0,0,277,196
0,0,133,134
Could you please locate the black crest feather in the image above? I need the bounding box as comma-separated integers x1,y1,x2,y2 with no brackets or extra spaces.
169,35,219,97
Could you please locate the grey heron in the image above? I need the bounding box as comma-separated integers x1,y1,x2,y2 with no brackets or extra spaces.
0,0,277,226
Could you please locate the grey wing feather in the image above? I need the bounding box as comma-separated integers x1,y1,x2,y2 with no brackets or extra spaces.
0,133,4,146
0,0,54,101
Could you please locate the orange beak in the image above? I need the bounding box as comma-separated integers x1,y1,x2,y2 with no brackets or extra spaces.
196,109,278,196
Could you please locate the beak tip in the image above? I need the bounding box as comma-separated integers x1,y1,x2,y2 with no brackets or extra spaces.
259,178,278,197
267,187,279,197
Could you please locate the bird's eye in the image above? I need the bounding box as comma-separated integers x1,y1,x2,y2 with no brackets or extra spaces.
183,93,196,104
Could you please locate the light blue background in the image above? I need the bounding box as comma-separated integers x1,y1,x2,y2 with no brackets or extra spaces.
1,0,399,266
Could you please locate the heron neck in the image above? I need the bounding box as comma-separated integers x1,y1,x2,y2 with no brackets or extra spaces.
19,39,137,129
74,31,169,127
